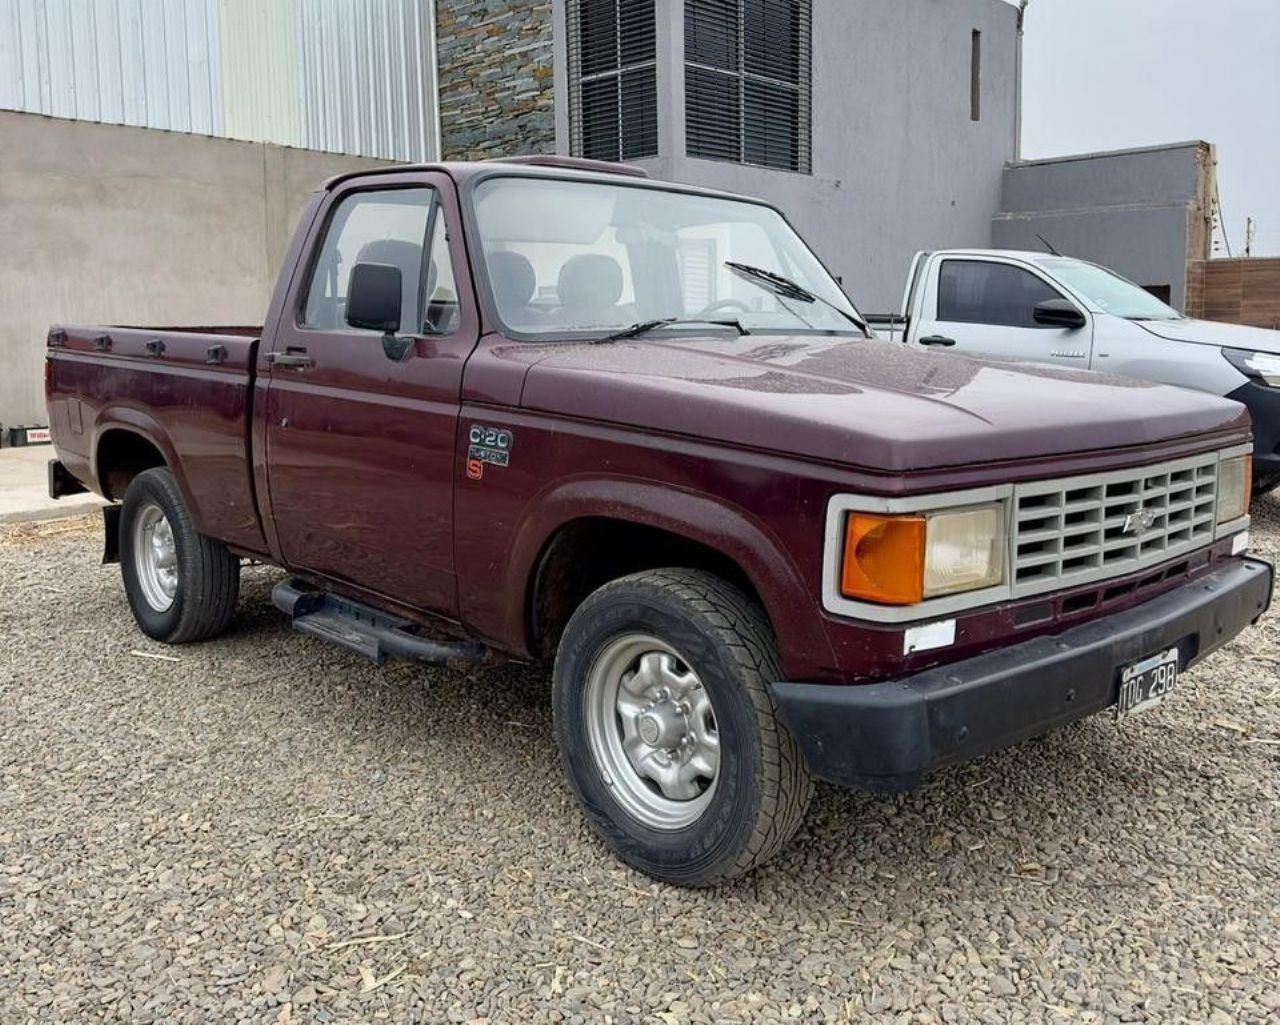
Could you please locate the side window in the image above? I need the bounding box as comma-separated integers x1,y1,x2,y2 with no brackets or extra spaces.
302,188,431,332
937,260,1063,329
423,212,461,334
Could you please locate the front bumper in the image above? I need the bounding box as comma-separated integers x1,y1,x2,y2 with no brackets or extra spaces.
771,557,1273,791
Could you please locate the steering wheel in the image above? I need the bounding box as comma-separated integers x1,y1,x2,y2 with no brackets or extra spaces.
693,298,753,320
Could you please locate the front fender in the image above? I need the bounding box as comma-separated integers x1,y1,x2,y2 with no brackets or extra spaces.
499,475,835,674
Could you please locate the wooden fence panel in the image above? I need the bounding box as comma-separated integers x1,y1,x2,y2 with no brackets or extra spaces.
1187,259,1280,328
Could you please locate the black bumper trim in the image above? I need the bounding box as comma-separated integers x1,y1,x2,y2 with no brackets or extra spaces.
1227,381,1280,474
771,557,1273,791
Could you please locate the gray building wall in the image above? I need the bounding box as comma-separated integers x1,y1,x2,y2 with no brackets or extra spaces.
992,141,1215,312
552,0,1020,312
435,0,556,160
0,111,389,427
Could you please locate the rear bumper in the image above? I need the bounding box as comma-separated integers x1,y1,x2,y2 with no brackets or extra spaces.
771,557,1273,791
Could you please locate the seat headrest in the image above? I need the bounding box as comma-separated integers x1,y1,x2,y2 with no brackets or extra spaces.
557,254,624,310
356,239,422,273
488,251,537,308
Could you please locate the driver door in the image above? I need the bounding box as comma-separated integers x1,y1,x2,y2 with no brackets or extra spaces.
262,175,478,616
914,257,1093,367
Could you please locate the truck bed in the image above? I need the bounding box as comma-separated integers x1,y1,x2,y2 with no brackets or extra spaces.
46,324,267,554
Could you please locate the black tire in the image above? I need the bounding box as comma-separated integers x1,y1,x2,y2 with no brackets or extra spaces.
1254,472,1280,498
553,568,813,886
118,467,240,644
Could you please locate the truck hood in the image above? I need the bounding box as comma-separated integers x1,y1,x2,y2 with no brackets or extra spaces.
1134,317,1280,354
518,335,1248,472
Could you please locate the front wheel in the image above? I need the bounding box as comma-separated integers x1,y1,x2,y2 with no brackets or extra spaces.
553,569,812,886
118,467,240,643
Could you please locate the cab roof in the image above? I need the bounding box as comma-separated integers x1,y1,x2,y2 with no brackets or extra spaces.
318,154,758,206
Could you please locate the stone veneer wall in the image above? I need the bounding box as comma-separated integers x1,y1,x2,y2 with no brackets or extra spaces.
435,0,557,160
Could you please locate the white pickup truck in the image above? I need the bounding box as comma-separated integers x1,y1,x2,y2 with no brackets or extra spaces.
871,249,1280,479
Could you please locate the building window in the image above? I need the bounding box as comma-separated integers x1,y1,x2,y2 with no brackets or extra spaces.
685,0,812,173
970,29,982,122
567,0,658,162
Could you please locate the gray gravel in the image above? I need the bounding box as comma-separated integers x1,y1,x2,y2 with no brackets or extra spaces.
2,504,1279,1025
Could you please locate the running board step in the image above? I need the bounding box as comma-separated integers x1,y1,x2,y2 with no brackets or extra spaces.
272,579,487,665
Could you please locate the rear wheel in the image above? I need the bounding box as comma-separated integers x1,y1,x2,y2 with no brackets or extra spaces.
119,467,240,643
553,568,812,886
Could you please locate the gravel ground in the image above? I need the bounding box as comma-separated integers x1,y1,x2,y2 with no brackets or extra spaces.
2,504,1279,1025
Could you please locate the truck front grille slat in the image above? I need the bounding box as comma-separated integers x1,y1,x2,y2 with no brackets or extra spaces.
1010,453,1219,598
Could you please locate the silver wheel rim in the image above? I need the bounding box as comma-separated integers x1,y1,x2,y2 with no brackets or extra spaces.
132,501,178,612
584,633,720,831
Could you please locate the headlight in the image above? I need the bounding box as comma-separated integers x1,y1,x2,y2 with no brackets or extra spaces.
1217,454,1252,524
924,504,1007,597
1223,348,1280,387
840,503,1005,605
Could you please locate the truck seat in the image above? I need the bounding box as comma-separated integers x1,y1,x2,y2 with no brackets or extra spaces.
488,251,543,326
554,254,624,327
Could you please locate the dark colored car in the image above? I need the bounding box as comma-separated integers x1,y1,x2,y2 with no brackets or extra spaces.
46,157,1271,885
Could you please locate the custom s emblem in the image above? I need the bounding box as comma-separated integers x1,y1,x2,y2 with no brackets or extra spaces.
1122,508,1156,535
466,424,514,480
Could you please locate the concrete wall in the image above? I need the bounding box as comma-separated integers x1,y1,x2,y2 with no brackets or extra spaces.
552,0,1020,312
0,111,391,427
992,141,1215,312
435,0,556,161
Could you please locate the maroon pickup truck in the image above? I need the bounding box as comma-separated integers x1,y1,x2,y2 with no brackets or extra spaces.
46,157,1271,885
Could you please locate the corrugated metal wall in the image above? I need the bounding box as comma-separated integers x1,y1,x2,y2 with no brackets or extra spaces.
295,0,438,161
219,0,300,147
0,0,224,135
0,0,439,160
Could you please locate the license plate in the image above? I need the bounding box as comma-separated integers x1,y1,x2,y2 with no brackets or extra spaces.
1116,647,1179,718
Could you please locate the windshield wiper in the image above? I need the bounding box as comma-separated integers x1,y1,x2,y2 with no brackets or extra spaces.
724,261,870,336
590,317,749,345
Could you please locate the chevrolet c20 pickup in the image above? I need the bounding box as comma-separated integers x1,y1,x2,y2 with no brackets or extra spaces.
46,156,1273,885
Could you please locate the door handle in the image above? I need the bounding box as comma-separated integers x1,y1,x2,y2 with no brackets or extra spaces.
919,335,956,347
267,349,315,369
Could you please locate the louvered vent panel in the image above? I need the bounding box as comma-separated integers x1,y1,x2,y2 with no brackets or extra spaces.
685,0,811,172
567,0,658,162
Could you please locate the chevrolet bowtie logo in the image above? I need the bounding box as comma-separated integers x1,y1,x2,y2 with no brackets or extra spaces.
1122,508,1157,535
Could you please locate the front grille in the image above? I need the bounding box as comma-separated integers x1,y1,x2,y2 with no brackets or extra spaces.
1011,453,1219,598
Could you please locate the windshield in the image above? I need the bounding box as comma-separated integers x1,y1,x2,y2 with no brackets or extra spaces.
1037,257,1182,320
472,176,862,337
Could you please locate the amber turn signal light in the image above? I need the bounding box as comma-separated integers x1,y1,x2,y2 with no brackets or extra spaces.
840,513,926,605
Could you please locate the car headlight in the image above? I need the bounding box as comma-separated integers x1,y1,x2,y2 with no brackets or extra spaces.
1217,454,1252,524
839,503,1005,605
1223,348,1280,387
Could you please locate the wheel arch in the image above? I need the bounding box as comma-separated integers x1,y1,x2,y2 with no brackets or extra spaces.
511,479,833,672
91,412,201,523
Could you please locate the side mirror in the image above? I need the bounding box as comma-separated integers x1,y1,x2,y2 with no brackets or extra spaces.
1033,298,1087,330
346,263,402,334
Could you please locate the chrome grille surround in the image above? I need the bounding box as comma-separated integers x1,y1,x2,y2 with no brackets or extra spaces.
821,445,1252,624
